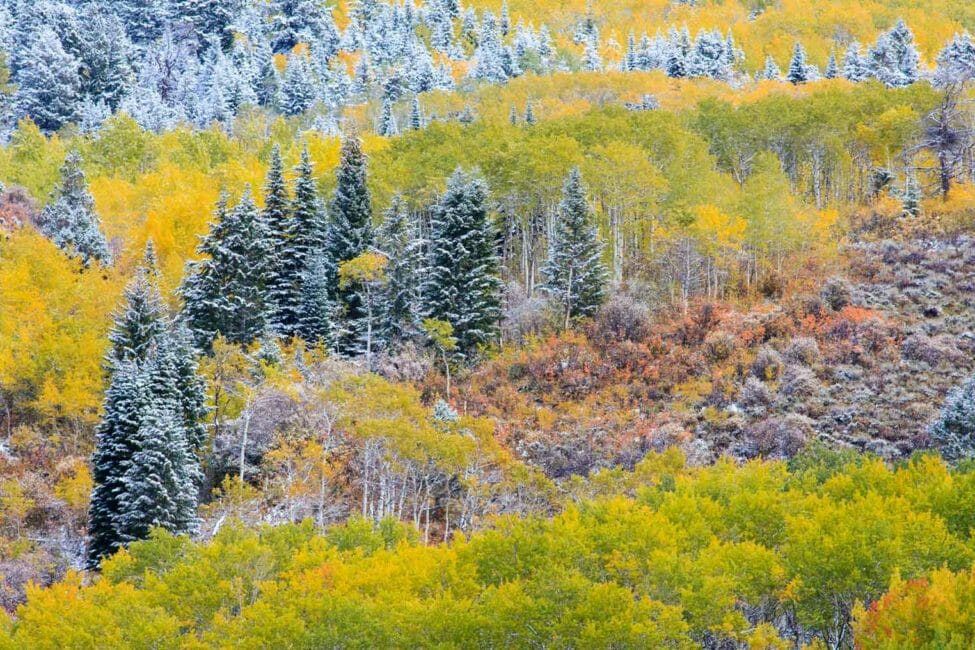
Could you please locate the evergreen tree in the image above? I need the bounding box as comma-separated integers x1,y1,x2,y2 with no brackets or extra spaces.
291,146,329,285
936,32,975,86
108,247,167,364
786,42,809,84
541,168,608,326
118,333,202,546
583,37,603,71
88,256,205,567
378,197,424,344
842,41,872,82
869,19,920,88
824,52,839,79
119,82,180,134
469,11,508,83
169,0,239,50
353,55,371,95
279,53,317,116
36,152,111,267
405,40,437,93
298,250,338,347
762,54,782,80
14,26,81,132
326,133,374,355
901,173,921,217
271,0,337,54
930,374,975,461
87,358,148,567
378,97,399,136
688,29,731,79
422,169,502,357
76,6,134,110
409,95,423,130
524,99,536,125
624,32,637,71
665,29,691,78
263,146,301,337
78,98,111,135
539,24,554,60
116,0,169,45
509,103,518,125
116,396,196,545
182,190,271,348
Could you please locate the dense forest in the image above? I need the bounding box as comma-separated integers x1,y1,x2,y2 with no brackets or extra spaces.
3,0,975,647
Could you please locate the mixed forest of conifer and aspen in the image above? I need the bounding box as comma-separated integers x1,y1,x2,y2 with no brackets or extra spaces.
4,0,975,647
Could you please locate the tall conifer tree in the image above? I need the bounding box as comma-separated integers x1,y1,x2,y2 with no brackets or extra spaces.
36,152,111,267
182,190,272,348
264,146,299,337
377,197,425,345
326,133,374,356
88,249,205,568
540,168,609,327
787,42,809,84
422,169,502,357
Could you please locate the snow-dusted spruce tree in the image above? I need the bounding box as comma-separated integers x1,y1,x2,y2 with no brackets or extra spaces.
583,36,603,71
298,249,338,347
79,98,111,134
762,55,782,81
378,97,399,136
541,168,609,328
87,358,147,567
115,396,196,545
377,197,425,345
14,26,81,132
36,152,111,267
326,133,374,356
263,146,299,337
115,0,169,45
469,11,508,83
170,0,237,49
665,28,691,78
930,374,975,462
936,33,975,86
688,30,730,80
901,174,921,217
409,95,423,130
74,6,134,111
279,53,317,116
88,256,165,567
291,147,329,270
165,318,210,455
271,0,335,53
405,40,437,93
824,52,839,79
182,190,272,348
869,19,920,87
429,6,455,54
88,252,205,567
108,244,167,363
842,41,872,82
787,43,809,84
117,335,202,543
422,168,502,357
623,32,638,71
